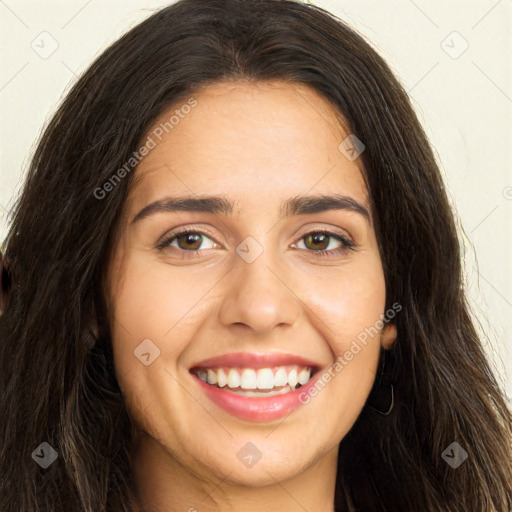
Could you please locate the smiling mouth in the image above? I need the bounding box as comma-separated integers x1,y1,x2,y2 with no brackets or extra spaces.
190,365,317,397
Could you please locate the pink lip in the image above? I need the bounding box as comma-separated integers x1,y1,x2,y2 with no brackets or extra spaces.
189,351,322,370
190,367,323,423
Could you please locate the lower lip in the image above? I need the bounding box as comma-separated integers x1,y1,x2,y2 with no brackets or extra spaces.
192,371,321,422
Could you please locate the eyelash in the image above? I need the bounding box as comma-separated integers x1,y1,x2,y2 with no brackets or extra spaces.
156,228,356,258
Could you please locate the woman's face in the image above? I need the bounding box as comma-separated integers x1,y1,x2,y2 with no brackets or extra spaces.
107,80,396,490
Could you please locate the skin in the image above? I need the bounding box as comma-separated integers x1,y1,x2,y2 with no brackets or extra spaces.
106,80,397,512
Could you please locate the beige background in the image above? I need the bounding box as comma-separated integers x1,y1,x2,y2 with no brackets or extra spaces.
0,0,511,399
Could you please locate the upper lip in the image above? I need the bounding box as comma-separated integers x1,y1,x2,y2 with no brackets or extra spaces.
189,351,323,371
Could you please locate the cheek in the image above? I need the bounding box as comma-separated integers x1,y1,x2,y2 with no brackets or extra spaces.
107,253,176,386
109,251,203,347
306,256,386,351
300,254,386,403
107,253,198,437
284,267,385,447
108,251,220,395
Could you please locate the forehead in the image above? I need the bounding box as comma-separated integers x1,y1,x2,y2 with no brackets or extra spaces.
127,80,369,214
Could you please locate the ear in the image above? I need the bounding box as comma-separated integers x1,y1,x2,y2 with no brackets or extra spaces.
380,323,397,350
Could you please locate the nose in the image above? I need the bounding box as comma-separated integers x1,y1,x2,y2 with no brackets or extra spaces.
217,247,301,335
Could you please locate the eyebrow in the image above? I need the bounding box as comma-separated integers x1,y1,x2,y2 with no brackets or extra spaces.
131,193,371,224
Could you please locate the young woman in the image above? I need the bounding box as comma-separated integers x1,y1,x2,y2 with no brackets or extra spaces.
1,0,511,510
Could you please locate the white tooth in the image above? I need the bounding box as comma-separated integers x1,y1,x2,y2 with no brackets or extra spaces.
240,368,257,389
227,368,240,388
298,368,311,385
206,369,217,385
234,386,292,397
274,367,288,387
197,369,207,382
217,368,227,387
256,368,274,389
287,368,298,388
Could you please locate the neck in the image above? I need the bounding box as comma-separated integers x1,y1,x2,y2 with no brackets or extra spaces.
131,432,339,512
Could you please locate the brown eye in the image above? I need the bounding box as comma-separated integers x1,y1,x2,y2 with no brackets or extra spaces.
156,229,218,254
304,233,330,251
294,231,355,256
176,233,203,251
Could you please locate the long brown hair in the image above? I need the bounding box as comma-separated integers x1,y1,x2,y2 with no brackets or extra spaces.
1,0,511,510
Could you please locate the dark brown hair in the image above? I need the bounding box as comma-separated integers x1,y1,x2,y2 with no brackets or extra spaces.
1,0,511,510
